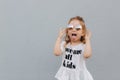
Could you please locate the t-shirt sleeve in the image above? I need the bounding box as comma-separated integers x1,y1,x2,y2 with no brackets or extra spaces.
60,41,66,52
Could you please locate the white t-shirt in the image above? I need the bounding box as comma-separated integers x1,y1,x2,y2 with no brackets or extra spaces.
55,41,94,80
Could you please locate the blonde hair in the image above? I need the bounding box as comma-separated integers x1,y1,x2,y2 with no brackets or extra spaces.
65,16,87,44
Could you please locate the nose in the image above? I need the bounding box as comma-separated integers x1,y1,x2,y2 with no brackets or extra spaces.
72,27,76,31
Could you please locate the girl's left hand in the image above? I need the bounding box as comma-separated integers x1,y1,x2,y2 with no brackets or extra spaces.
85,29,92,40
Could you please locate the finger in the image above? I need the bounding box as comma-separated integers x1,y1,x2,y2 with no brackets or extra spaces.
59,28,65,36
59,27,64,32
63,28,66,33
86,29,88,35
61,28,66,33
87,30,91,35
87,29,92,37
59,27,62,32
87,29,91,34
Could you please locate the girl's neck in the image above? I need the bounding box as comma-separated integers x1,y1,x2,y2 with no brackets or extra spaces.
70,40,81,46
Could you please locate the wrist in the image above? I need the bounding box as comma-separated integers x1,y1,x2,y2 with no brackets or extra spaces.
58,35,63,39
86,38,91,42
57,36,62,41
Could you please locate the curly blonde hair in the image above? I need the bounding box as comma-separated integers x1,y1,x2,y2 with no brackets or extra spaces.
65,16,87,44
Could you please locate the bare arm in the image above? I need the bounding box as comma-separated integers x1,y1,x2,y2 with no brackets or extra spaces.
54,28,66,56
83,30,92,58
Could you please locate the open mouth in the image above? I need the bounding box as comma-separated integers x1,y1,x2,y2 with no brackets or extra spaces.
72,33,77,36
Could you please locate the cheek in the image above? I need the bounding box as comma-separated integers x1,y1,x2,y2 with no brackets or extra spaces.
77,32,83,36
79,30,83,35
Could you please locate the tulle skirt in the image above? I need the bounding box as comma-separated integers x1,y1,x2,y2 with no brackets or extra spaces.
55,66,93,80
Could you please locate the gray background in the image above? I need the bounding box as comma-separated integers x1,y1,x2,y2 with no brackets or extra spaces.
0,0,120,80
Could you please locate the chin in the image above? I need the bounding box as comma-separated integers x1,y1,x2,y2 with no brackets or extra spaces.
70,38,80,42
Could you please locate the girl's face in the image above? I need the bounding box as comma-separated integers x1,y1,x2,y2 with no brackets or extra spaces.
67,19,83,42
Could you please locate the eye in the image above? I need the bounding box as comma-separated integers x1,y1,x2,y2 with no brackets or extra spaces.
68,28,73,30
76,28,81,31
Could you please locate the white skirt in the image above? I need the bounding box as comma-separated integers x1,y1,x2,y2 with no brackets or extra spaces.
55,66,93,80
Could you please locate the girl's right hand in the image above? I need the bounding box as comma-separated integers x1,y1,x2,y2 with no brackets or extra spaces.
58,28,66,39
85,29,92,40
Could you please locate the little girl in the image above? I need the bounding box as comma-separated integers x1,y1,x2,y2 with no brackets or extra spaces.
54,16,94,80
